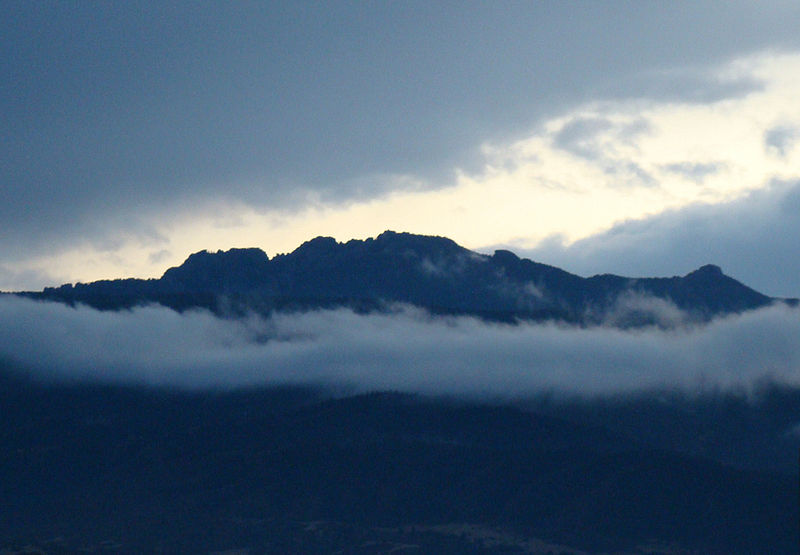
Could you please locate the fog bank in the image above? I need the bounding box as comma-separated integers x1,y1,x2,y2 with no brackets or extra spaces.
1,296,798,396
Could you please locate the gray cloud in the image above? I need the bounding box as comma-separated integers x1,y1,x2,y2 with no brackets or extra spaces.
608,161,656,187
0,266,62,295
602,66,765,105
551,116,653,162
148,249,173,265
552,117,615,160
513,180,800,298
661,161,725,182
2,296,799,397
765,125,799,157
3,3,800,264
550,116,656,187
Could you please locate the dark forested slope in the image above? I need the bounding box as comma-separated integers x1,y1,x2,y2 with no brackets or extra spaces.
1,371,796,554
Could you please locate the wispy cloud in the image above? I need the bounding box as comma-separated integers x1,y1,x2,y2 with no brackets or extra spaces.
661,161,725,182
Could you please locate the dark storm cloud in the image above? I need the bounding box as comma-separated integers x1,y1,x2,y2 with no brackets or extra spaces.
517,181,800,298
3,2,800,262
1,297,798,395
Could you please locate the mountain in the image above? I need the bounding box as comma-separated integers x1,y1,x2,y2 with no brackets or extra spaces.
1,373,796,553
23,231,789,325
4,232,800,553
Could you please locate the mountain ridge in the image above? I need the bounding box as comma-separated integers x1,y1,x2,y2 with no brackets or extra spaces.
3,377,796,553
19,230,795,325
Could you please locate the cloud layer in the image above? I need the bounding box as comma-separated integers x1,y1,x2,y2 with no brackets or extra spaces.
2,296,799,397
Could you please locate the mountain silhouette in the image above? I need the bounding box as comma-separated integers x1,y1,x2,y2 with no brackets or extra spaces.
25,230,790,324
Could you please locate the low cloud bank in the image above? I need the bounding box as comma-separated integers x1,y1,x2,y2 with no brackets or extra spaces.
1,296,799,396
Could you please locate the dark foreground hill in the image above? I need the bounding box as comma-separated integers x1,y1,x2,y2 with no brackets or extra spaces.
22,231,793,325
1,369,797,554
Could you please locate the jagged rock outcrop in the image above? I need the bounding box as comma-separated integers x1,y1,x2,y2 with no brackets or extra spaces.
25,230,788,324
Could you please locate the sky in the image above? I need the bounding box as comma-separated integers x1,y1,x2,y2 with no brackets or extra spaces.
4,2,800,296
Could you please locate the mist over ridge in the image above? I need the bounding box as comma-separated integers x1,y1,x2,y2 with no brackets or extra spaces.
2,230,799,395
3,237,799,554
18,230,794,326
